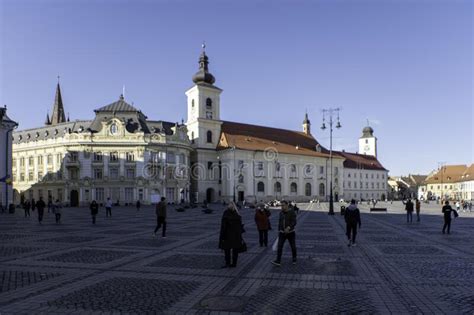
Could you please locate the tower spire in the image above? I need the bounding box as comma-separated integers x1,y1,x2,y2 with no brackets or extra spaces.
192,42,216,85
45,112,51,125
50,80,66,125
302,111,311,135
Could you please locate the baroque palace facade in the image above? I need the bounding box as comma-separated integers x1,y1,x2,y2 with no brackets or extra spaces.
12,49,388,205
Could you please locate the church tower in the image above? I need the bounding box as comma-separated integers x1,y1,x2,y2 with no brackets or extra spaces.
358,124,377,157
302,112,311,135
185,44,222,148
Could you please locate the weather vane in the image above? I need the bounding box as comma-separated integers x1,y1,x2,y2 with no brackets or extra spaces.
202,41,206,51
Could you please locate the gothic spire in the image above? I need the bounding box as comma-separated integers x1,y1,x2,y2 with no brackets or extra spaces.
50,81,66,125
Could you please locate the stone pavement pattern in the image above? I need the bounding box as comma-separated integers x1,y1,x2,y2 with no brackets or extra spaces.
0,202,473,314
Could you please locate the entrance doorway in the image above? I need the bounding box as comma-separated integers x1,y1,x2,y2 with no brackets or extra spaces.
206,188,215,203
70,190,79,207
238,191,245,202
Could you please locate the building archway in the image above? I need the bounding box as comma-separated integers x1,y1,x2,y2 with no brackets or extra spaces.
70,190,79,207
206,188,215,203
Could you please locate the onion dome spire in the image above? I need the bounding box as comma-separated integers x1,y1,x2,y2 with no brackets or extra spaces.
192,42,216,85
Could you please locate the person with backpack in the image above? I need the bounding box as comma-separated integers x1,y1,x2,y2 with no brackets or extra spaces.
255,203,271,247
403,199,414,223
272,200,297,266
344,199,361,247
90,200,99,224
442,201,457,234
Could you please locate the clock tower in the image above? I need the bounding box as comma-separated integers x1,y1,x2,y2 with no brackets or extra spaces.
358,125,377,157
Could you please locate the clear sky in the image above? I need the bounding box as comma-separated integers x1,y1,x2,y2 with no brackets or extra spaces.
1,0,472,175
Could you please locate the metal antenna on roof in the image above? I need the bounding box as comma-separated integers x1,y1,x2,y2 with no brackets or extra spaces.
366,118,370,126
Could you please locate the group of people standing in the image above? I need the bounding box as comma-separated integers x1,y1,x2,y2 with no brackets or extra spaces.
22,196,62,224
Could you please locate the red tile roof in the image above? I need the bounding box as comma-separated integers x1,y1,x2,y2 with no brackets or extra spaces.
335,151,388,171
218,121,340,159
424,165,468,184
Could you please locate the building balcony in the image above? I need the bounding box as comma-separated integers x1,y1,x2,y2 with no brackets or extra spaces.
65,160,80,168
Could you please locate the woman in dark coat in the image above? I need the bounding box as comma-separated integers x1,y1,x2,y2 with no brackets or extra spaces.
90,200,99,224
219,202,244,268
255,204,271,247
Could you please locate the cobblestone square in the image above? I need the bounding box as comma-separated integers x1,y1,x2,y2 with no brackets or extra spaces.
0,201,473,314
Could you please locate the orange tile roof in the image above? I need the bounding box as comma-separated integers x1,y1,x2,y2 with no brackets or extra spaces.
335,151,388,171
424,165,468,184
218,121,340,159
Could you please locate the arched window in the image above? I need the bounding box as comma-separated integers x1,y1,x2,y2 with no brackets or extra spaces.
319,183,325,196
206,130,212,143
206,98,212,109
191,132,195,144
274,182,282,193
290,182,297,194
191,99,195,108
257,181,265,193
305,183,312,196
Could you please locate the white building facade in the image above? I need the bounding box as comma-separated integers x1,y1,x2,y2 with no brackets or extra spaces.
0,106,18,208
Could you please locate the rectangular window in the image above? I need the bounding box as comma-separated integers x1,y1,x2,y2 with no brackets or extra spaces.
20,173,25,181
57,154,62,164
68,153,78,162
109,168,119,179
47,155,53,165
258,162,264,170
28,172,34,181
12,158,17,167
94,168,103,180
348,173,351,178
319,166,324,174
371,182,374,189
125,152,135,162
38,156,43,165
38,171,44,180
110,152,119,162
366,182,368,189
20,158,25,167
166,152,175,164
126,168,135,179
124,188,134,201
334,167,338,175
95,188,104,201
69,169,78,180
28,156,34,165
93,152,103,161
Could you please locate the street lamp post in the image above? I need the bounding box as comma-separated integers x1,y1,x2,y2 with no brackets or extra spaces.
321,108,341,215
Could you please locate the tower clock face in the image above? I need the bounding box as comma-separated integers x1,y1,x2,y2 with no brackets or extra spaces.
364,145,370,151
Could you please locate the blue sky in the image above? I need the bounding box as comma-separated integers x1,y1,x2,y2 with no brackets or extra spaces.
1,0,472,175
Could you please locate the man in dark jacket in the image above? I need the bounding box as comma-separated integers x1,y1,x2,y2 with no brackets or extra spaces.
272,200,297,266
442,201,456,234
344,199,361,247
154,197,167,238
219,202,244,268
36,197,46,224
403,199,414,223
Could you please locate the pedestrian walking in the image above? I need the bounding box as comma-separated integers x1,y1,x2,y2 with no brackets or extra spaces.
344,199,361,247
31,198,36,212
105,198,113,217
23,200,31,218
442,201,458,234
455,201,460,213
219,202,244,268
153,197,167,238
272,200,297,266
36,197,46,224
136,200,141,212
403,199,414,223
255,203,271,247
90,200,99,224
54,199,62,224
415,198,421,222
47,196,53,213
469,202,472,212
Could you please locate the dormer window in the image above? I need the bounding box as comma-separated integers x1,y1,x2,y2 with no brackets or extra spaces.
110,123,118,135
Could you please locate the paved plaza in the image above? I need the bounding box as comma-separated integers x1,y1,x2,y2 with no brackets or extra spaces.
0,201,473,314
